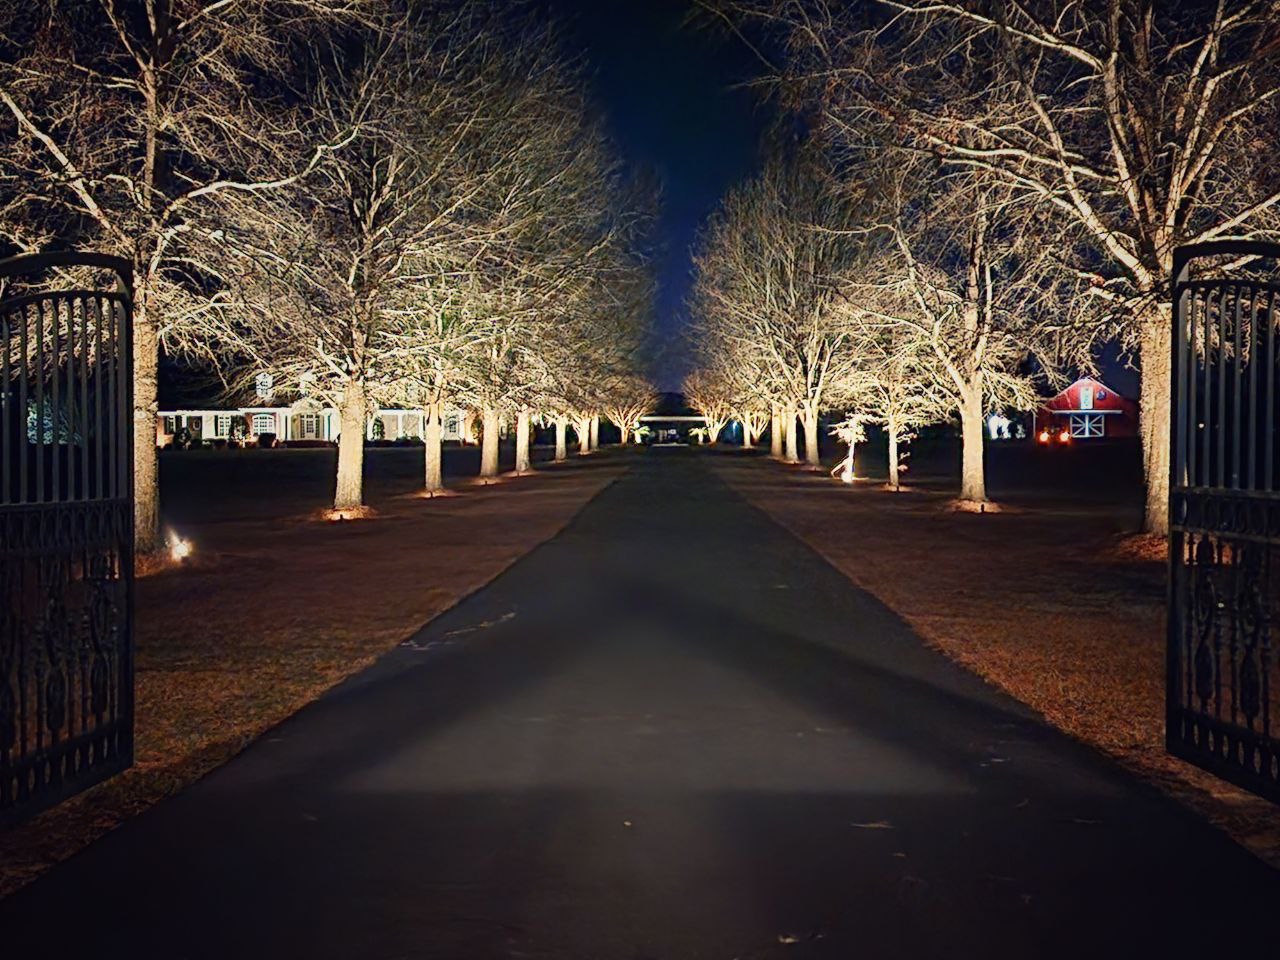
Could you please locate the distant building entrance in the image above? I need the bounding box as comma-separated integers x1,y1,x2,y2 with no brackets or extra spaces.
639,393,706,445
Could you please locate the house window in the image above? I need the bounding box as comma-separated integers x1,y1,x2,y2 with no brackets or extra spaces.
298,414,319,439
444,414,460,435
252,413,275,435
1079,385,1094,410
215,415,232,438
1070,413,1104,438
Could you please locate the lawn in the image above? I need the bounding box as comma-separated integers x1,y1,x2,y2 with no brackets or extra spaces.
711,446,1280,867
0,445,621,898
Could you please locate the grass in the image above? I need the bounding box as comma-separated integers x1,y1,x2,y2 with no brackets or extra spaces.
712,450,1280,868
0,448,621,899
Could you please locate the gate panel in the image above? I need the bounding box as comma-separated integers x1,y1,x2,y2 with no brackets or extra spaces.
1169,240,1280,802
0,252,134,827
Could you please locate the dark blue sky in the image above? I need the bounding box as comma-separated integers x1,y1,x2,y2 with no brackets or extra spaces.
546,0,771,389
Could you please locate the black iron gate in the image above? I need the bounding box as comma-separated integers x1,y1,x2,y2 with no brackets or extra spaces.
0,252,134,826
1169,240,1280,802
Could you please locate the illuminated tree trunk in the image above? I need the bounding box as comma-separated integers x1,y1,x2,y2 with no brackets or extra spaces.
461,410,476,445
576,416,591,455
887,425,901,490
959,386,986,503
742,419,754,449
480,406,500,479
423,403,444,493
1139,307,1172,536
784,406,800,463
132,297,161,551
554,416,568,461
589,414,599,451
802,406,820,466
840,439,856,483
770,404,783,458
334,378,367,510
515,409,533,474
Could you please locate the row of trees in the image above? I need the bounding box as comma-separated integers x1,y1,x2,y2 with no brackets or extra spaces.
690,0,1280,531
688,152,1058,502
0,1,656,547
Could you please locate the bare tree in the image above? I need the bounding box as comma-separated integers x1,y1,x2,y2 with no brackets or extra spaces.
218,10,537,511
0,0,366,548
849,165,1072,504
602,374,655,445
847,317,951,489
690,154,866,466
682,367,735,443
829,413,872,483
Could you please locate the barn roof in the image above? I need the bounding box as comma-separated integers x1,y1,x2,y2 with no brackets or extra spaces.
1041,376,1135,414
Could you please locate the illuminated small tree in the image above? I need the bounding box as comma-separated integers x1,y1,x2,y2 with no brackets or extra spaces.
603,375,656,445
851,322,951,490
682,368,734,444
829,414,871,484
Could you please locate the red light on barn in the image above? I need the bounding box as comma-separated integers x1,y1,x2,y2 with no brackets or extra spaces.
1058,429,1071,443
1038,430,1050,443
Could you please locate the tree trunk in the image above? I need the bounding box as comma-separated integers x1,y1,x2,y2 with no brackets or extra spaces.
888,427,900,490
840,439,856,483
480,407,500,478
802,407,820,466
1139,308,1172,535
461,410,476,445
770,404,783,458
132,300,161,552
576,416,591,455
589,415,599,451
555,416,568,461
334,378,366,510
515,409,533,474
959,387,986,503
742,419,754,449
423,403,444,493
783,406,799,463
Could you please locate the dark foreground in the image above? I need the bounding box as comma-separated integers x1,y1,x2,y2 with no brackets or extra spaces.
3,450,1275,958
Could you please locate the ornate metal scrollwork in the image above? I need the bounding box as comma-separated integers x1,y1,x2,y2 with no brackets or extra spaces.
0,252,134,827
1169,240,1280,803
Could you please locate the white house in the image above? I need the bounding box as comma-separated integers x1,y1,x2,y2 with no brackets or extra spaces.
156,400,470,446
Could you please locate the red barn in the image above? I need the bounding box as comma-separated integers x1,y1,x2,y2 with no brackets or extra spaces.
1035,377,1137,441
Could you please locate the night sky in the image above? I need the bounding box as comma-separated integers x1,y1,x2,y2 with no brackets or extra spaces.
544,0,771,389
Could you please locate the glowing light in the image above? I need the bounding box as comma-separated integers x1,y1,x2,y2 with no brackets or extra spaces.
321,505,376,522
1038,430,1050,443
166,530,193,562
1058,429,1071,443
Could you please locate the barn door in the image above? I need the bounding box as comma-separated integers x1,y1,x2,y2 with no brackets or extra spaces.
0,252,135,826
1168,240,1280,802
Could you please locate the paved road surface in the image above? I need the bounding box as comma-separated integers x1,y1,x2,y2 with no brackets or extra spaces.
3,450,1276,958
